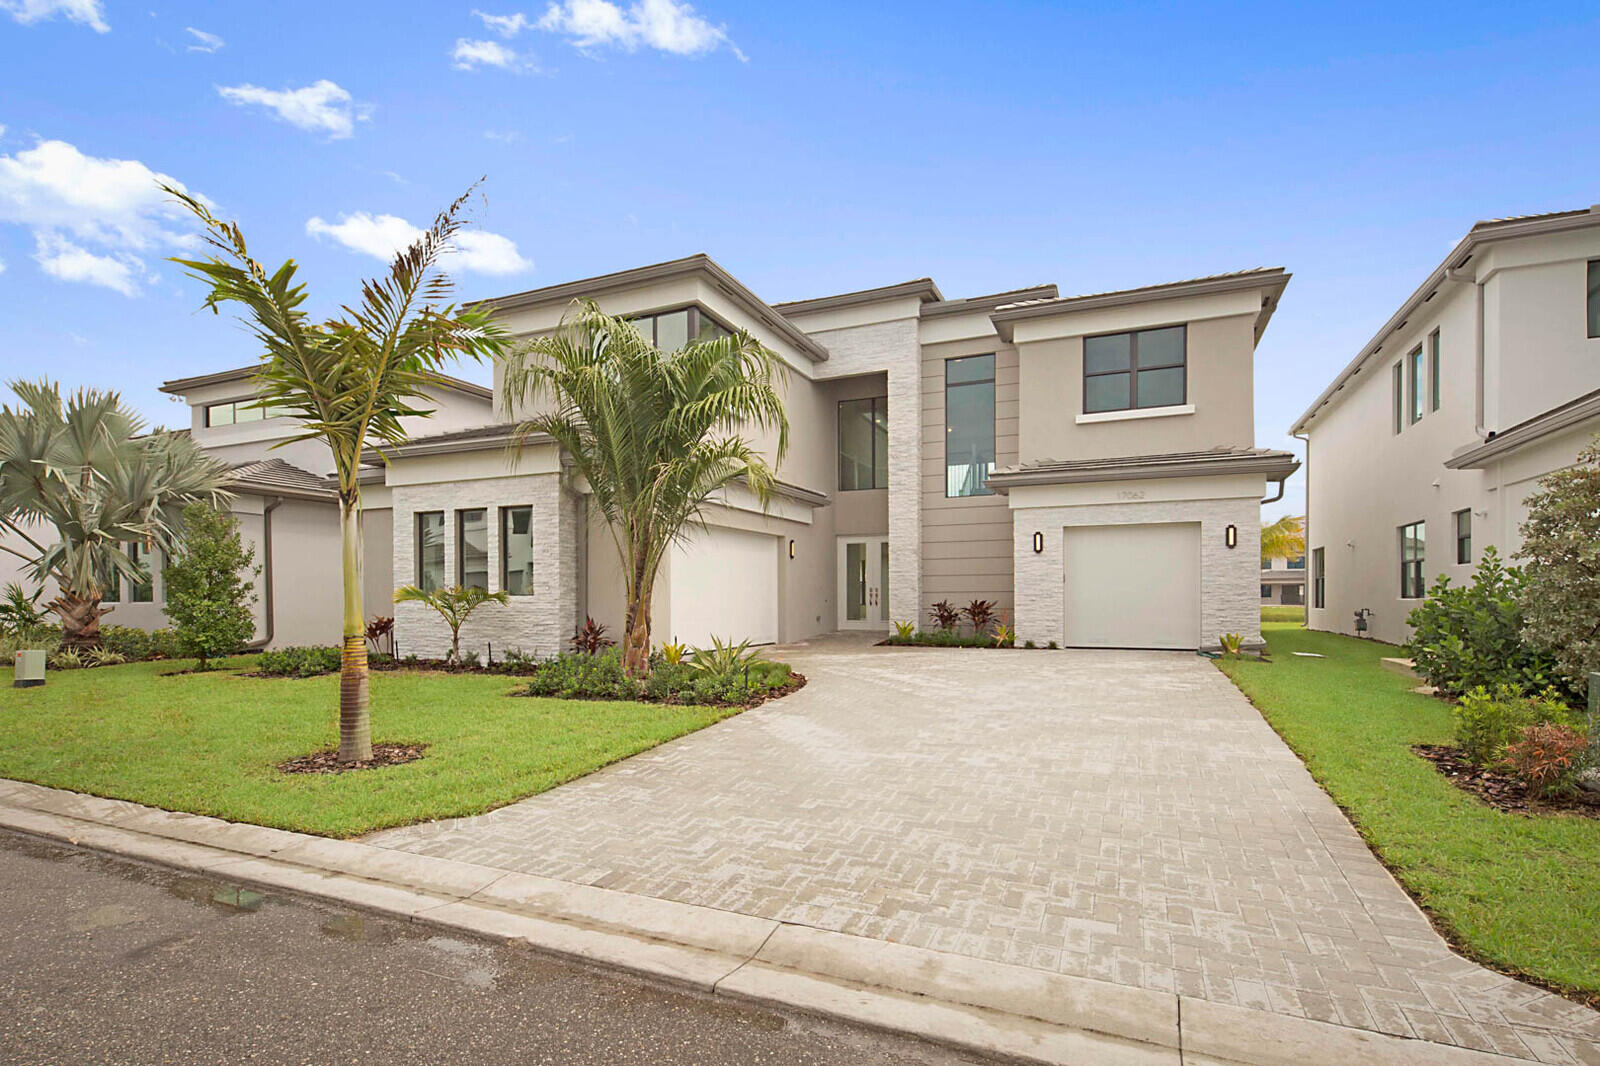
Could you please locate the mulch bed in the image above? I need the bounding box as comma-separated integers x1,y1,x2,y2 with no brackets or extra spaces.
1413,744,1600,818
278,743,427,775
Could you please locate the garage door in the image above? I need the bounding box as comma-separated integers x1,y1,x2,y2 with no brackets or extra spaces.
669,526,780,647
1062,522,1201,650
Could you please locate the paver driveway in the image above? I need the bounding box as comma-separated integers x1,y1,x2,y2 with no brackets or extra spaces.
368,636,1600,1064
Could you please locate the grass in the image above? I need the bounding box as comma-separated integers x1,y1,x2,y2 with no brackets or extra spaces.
1260,605,1306,623
1218,624,1600,1001
0,657,738,838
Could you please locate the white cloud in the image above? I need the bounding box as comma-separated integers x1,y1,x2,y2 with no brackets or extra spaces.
483,129,522,144
184,26,223,52
1,0,107,32
217,80,368,139
451,37,535,72
33,233,141,296
474,9,530,36
537,0,742,59
306,212,532,276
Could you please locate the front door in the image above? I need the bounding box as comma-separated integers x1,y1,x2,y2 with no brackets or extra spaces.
837,536,890,630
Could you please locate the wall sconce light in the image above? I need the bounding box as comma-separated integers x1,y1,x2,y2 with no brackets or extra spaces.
1032,531,1044,554
788,539,796,560
1225,524,1238,549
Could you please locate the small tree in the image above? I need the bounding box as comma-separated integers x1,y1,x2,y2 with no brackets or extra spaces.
1519,436,1600,697
1260,514,1304,563
163,502,259,670
393,584,509,663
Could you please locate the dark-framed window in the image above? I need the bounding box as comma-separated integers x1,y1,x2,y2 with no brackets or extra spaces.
1588,259,1600,339
1454,508,1472,565
1287,554,1306,570
945,354,995,497
501,506,534,596
1400,521,1426,599
1408,344,1424,424
128,541,155,602
204,399,268,427
1428,330,1441,412
100,560,120,604
415,511,445,592
838,397,888,491
1391,362,1403,434
630,305,730,351
1082,325,1186,414
457,509,488,590
1311,547,1325,609
1261,584,1272,599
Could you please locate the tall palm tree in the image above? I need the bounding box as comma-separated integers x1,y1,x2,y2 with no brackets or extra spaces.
167,186,507,762
1261,514,1305,563
0,380,232,648
502,300,789,676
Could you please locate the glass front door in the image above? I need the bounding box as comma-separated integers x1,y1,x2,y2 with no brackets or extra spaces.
837,536,890,630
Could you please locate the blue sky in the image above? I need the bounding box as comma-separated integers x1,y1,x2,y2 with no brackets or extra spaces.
2,1,1598,518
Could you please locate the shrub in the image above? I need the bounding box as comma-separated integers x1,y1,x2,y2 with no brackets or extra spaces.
892,621,916,640
929,600,960,632
963,599,997,632
97,625,182,662
643,658,790,704
84,648,126,668
0,582,47,635
1504,722,1589,797
163,503,259,670
257,645,342,678
570,616,615,655
1453,684,1576,767
884,628,991,648
365,615,395,656
657,640,688,666
1406,547,1566,699
1518,437,1600,697
48,648,84,670
991,622,1015,647
526,648,639,699
1219,633,1244,658
0,623,62,660
687,636,762,682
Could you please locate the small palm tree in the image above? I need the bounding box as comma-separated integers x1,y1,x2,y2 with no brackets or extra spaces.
502,300,789,676
393,584,509,663
0,381,231,648
168,185,508,762
1260,514,1305,563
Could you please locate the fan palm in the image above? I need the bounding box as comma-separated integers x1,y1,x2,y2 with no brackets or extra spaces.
167,185,508,762
0,380,232,648
502,299,789,676
1260,514,1305,563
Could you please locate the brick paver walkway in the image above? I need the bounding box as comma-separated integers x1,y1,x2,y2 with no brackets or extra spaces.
368,636,1600,1063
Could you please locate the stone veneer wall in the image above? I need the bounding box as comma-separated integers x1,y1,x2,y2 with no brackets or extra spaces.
1011,494,1262,650
807,318,923,625
390,470,581,661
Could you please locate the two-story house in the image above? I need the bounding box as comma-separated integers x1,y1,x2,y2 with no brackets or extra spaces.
367,255,1296,659
1293,205,1600,645
1261,548,1306,606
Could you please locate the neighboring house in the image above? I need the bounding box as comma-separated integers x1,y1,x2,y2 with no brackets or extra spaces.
0,368,496,648
1293,205,1600,645
367,255,1296,659
1260,552,1306,605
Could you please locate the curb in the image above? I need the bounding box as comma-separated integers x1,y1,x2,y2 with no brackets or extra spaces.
0,778,1540,1066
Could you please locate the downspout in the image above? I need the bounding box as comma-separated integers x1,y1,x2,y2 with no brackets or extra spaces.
1445,266,1488,439
244,496,282,651
1292,431,1310,621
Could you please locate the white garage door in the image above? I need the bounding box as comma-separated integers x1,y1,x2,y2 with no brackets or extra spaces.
669,526,780,647
1062,522,1201,650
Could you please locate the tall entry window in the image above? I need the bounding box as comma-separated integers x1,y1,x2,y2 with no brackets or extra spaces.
457,509,488,590
945,355,995,497
415,512,445,592
838,397,888,491
1082,325,1186,413
1400,521,1426,599
501,506,534,595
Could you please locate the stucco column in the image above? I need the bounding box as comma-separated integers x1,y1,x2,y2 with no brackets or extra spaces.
887,360,922,625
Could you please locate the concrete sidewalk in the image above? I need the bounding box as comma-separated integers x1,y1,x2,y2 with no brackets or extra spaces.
0,775,1564,1066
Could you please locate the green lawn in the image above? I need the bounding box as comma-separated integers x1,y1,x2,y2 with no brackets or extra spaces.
0,658,737,837
1219,624,1600,1000
1260,605,1305,623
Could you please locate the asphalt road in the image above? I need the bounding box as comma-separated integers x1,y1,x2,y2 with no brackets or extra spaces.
0,829,985,1065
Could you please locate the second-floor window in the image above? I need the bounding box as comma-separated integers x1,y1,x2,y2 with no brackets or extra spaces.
945,355,995,497
415,512,445,592
501,506,533,595
1454,508,1472,565
1408,344,1424,424
1311,547,1325,609
838,397,888,491
1392,362,1403,434
1400,520,1426,599
1083,325,1186,414
1429,330,1441,412
457,509,488,590
1287,554,1306,570
205,400,269,427
1589,259,1599,339
630,306,730,351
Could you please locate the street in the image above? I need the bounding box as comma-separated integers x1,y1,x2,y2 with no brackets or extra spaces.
0,830,982,1065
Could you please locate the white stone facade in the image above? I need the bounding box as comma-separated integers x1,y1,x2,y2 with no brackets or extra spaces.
1011,493,1263,650
390,471,581,661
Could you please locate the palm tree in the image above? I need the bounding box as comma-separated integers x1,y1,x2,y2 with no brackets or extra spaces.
502,300,789,676
0,381,232,648
393,583,509,663
1261,514,1305,563
168,186,507,762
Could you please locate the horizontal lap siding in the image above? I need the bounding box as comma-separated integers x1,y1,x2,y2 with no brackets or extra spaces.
919,342,1017,623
